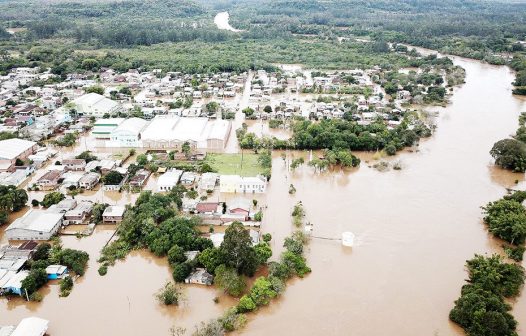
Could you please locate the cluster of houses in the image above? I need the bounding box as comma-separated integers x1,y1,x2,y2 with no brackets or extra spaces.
0,241,67,297
4,199,125,241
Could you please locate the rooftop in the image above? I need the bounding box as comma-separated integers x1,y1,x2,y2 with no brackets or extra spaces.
6,210,63,234
0,139,36,160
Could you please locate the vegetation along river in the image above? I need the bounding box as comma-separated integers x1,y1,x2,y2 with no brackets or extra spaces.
1,51,526,335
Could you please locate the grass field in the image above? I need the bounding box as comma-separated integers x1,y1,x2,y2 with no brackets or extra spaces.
205,153,263,177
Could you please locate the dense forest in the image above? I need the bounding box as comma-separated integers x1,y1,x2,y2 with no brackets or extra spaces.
1,0,526,89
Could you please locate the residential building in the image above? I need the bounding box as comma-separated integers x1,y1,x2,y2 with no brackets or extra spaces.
157,169,183,192
45,265,68,280
63,201,93,225
184,268,213,285
36,170,63,191
102,205,126,223
219,175,267,193
62,159,86,171
129,169,150,188
199,172,218,191
78,172,100,190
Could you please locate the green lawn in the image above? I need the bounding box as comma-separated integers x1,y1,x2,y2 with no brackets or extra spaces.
205,153,263,177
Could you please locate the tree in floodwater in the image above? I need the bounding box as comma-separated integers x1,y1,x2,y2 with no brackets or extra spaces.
490,139,526,172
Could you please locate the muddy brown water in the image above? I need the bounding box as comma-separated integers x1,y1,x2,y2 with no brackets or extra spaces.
1,53,526,335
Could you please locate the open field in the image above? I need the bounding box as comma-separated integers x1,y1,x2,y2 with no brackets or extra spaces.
205,153,262,176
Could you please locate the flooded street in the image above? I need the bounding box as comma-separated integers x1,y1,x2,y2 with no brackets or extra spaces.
2,52,526,335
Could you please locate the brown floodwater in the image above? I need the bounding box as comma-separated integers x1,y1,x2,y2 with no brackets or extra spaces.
2,52,526,335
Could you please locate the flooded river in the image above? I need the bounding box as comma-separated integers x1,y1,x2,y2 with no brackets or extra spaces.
2,52,526,335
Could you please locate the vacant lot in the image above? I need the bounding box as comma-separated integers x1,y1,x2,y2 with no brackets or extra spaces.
205,153,262,177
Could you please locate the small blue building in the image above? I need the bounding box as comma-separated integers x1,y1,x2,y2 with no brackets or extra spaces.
45,265,68,280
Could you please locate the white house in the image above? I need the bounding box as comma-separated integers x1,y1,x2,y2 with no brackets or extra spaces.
5,210,63,240
219,175,267,193
157,169,183,192
199,172,218,191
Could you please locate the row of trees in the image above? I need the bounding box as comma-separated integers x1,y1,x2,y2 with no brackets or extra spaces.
449,254,524,336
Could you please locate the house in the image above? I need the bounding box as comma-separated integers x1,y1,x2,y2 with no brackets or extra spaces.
5,210,63,240
62,159,86,171
79,172,100,190
61,172,84,189
199,172,218,191
0,270,28,296
37,170,62,191
0,139,38,172
184,268,213,286
219,175,267,193
180,171,197,185
195,202,222,215
45,265,68,279
102,205,126,223
227,199,251,220
129,169,150,188
63,201,93,225
157,169,183,192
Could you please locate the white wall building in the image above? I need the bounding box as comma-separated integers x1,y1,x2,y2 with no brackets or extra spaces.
73,93,122,117
108,117,148,148
219,175,267,193
141,116,231,150
157,169,183,192
5,210,63,240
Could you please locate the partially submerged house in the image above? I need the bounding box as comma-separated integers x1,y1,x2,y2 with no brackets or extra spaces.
102,205,126,224
184,268,213,286
5,210,63,241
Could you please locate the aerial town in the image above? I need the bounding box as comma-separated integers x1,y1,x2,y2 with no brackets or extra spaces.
1,1,526,335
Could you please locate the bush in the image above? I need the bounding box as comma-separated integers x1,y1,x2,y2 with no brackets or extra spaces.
41,192,65,208
31,199,40,207
483,198,526,245
490,139,526,172
155,282,181,305
237,295,256,312
59,276,74,297
98,265,108,276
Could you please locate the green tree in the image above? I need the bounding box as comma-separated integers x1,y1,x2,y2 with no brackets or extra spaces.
237,294,256,312
197,247,223,274
490,139,526,172
85,85,104,95
41,192,65,208
168,245,186,265
172,262,192,282
214,264,246,297
249,277,277,306
219,222,259,276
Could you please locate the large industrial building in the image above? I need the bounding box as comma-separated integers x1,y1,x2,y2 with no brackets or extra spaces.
0,139,38,172
93,115,231,150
